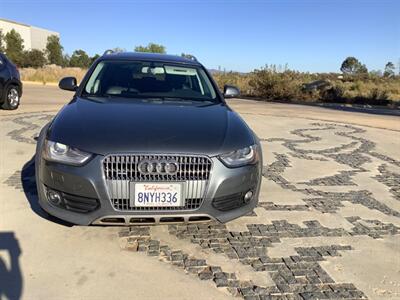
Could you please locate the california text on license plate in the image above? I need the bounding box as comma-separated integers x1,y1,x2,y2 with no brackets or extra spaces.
131,182,184,207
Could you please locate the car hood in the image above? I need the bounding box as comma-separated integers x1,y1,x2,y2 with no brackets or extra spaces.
47,97,255,156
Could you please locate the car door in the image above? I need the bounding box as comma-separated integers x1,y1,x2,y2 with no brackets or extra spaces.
0,54,9,98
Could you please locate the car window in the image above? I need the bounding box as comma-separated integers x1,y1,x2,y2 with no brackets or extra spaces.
82,60,218,102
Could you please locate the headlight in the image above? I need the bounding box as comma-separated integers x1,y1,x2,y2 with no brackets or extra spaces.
43,140,92,165
219,145,258,167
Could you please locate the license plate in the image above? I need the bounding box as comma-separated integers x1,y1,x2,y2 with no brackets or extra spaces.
130,182,184,207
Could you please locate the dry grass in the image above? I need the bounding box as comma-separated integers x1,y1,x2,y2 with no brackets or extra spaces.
214,69,400,105
20,65,87,84
337,79,400,102
212,72,254,95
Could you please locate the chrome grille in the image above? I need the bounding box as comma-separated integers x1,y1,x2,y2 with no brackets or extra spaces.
103,154,212,211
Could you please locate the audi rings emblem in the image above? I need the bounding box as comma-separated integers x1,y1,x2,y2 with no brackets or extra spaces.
138,159,179,175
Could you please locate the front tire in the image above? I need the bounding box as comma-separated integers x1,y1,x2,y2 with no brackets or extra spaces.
2,85,20,110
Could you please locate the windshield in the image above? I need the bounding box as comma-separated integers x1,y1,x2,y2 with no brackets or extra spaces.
82,60,219,102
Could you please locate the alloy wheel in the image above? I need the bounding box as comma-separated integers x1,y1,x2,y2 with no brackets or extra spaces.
7,88,19,107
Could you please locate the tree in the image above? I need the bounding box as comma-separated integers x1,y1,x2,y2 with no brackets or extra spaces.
23,49,46,68
0,29,5,52
69,49,91,68
383,62,395,77
357,64,368,75
5,29,25,66
340,57,368,75
369,69,383,77
90,54,100,65
134,43,166,54
61,54,70,68
46,35,63,65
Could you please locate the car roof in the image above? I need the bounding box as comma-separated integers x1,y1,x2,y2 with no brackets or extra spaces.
100,52,202,66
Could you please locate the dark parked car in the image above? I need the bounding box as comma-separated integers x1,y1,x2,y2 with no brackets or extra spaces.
36,52,262,225
0,53,22,110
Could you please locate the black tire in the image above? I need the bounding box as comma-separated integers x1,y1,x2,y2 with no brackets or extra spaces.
2,85,20,110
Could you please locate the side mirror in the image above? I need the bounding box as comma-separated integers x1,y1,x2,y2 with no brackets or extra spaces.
223,85,240,98
59,77,78,91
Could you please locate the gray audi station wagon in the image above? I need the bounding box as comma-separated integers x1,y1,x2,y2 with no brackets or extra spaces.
35,51,263,225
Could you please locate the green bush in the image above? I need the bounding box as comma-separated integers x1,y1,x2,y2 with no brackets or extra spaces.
134,43,166,54
248,65,311,101
22,49,46,68
320,85,345,102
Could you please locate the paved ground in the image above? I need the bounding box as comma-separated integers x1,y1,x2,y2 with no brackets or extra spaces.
1,83,400,300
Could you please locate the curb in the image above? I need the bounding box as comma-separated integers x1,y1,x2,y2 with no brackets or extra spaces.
22,81,58,86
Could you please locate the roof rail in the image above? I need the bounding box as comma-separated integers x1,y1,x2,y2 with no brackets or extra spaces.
187,55,198,62
103,49,114,56
181,54,197,62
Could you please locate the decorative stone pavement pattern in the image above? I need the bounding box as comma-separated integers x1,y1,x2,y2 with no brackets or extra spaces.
120,225,370,300
258,202,310,212
374,164,400,201
4,170,24,192
263,153,399,216
261,123,400,216
6,113,53,144
5,169,36,195
3,112,400,299
299,171,357,187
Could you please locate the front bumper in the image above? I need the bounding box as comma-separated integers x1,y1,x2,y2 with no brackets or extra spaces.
36,152,261,225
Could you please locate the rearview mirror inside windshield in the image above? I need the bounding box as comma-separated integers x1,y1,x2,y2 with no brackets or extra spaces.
141,66,165,75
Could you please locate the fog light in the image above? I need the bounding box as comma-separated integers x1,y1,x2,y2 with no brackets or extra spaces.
47,189,62,205
244,190,253,203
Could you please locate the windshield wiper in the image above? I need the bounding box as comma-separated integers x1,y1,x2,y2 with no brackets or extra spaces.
158,96,214,102
83,93,216,104
80,94,110,103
